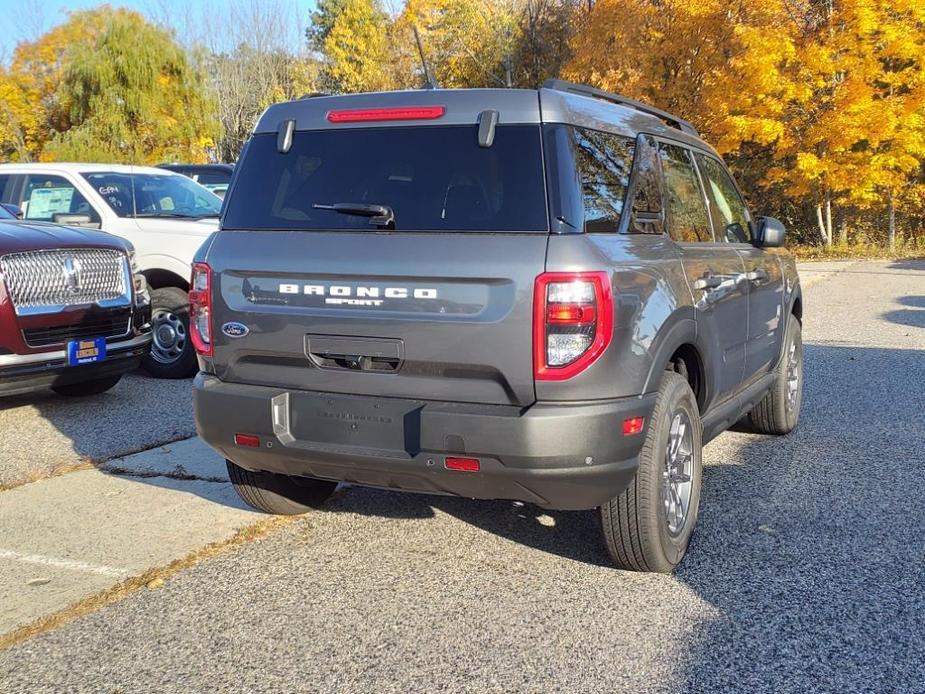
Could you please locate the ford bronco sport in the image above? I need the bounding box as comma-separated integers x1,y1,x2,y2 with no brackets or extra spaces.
0,205,152,397
192,81,803,572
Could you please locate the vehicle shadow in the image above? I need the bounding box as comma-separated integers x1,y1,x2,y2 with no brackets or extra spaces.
883,295,925,329
887,258,925,271
316,342,925,688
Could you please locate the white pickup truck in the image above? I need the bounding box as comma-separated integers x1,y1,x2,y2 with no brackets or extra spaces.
0,163,220,378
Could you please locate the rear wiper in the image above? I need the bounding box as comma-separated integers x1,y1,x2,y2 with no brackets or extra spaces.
313,202,395,229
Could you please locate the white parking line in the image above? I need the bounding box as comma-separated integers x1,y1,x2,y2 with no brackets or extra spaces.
0,548,129,579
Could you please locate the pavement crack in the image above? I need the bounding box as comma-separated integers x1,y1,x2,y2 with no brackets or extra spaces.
102,466,227,484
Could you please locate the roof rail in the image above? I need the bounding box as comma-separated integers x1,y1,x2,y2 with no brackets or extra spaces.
542,79,699,137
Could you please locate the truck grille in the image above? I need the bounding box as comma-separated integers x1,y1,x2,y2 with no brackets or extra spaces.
22,315,133,348
0,248,129,316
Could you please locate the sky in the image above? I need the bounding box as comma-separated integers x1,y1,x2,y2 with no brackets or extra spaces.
0,0,318,62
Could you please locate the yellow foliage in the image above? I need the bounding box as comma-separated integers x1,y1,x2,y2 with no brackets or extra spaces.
322,0,391,93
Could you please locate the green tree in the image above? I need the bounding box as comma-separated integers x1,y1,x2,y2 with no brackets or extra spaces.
42,9,219,164
306,0,350,52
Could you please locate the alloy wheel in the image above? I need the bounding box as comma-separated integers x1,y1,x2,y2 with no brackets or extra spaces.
663,410,694,537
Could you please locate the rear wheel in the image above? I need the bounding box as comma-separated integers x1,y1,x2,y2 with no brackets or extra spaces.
141,287,198,379
227,460,337,515
749,317,803,435
52,375,122,397
599,371,703,573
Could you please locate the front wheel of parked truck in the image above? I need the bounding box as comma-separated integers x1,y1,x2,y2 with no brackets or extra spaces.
141,287,198,379
599,371,703,573
227,460,337,515
749,317,803,435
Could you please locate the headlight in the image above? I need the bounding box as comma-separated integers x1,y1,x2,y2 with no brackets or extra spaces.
133,272,150,306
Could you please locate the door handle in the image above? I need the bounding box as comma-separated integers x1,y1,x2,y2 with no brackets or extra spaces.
693,276,723,291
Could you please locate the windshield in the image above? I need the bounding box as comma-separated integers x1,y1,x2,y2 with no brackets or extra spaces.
82,172,222,219
222,125,548,232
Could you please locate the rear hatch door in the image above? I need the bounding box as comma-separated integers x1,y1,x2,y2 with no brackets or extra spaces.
208,118,548,406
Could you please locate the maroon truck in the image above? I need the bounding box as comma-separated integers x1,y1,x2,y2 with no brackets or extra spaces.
0,205,152,397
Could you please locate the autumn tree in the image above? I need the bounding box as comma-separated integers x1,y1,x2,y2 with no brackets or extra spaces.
313,0,392,93
767,0,925,246
391,0,518,89
40,10,219,164
0,8,112,160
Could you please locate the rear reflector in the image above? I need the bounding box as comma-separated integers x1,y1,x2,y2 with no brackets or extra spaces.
326,106,446,123
445,457,480,472
623,417,645,436
234,433,260,448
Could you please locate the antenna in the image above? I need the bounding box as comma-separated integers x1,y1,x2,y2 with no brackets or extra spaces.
412,25,438,90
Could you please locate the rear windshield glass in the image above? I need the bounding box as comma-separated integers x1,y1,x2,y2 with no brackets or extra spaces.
222,125,548,232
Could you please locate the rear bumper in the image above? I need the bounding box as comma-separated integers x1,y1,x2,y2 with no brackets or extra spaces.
0,332,151,397
194,374,656,510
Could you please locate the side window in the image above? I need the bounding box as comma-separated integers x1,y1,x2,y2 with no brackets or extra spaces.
696,154,751,243
0,175,12,203
572,127,635,233
21,175,99,224
657,143,712,243
627,134,663,234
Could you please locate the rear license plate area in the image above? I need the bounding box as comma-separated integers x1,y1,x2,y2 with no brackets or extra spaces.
289,393,422,455
67,337,107,366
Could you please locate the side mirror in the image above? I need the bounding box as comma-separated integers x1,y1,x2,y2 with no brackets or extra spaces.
52,213,100,229
1,203,23,219
754,216,785,248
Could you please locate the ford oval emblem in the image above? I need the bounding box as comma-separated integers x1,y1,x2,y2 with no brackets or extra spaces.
221,321,250,338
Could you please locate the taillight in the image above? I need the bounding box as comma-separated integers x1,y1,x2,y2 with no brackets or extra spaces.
534,272,613,380
189,262,212,357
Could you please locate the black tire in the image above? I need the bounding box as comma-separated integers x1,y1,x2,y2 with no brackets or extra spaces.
599,371,703,573
52,374,123,397
749,317,803,435
141,286,198,379
227,460,337,515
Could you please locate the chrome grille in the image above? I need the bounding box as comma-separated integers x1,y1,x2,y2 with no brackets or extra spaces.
23,314,133,347
0,249,130,316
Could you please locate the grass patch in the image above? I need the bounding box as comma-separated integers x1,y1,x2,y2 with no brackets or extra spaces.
789,242,925,261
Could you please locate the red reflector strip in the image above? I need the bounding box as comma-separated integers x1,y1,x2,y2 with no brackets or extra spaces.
234,433,260,448
326,106,446,123
445,456,480,472
546,303,596,324
622,417,645,436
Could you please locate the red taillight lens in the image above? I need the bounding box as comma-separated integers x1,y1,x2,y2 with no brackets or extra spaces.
445,457,480,472
326,106,446,123
534,272,613,381
189,262,212,357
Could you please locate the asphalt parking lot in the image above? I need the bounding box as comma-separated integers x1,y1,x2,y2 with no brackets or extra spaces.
0,374,195,489
1,260,924,692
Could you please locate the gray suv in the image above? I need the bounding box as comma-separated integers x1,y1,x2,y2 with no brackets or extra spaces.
192,80,803,572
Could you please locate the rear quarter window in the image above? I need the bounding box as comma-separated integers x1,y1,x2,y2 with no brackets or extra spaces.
222,125,548,233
